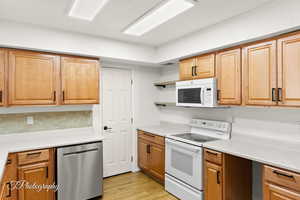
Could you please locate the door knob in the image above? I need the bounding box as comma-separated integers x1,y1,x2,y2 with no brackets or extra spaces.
103,126,112,130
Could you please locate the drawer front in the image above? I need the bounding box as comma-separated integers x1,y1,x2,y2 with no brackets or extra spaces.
264,165,300,192
18,149,50,165
204,149,222,165
138,130,164,146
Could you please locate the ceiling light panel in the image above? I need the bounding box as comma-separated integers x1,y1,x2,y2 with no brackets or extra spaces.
124,0,195,36
69,0,110,21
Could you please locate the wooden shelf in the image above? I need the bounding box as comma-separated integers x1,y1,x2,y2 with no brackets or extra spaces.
154,102,176,107
154,80,178,88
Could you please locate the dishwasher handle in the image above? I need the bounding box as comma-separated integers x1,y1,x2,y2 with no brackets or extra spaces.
63,148,99,156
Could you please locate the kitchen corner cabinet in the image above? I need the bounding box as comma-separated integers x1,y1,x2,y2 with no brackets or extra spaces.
8,50,60,106
216,49,242,105
179,54,215,81
0,49,7,106
17,149,55,200
263,165,300,200
0,154,17,200
243,41,277,106
138,130,165,183
204,148,252,200
61,57,99,104
277,33,300,107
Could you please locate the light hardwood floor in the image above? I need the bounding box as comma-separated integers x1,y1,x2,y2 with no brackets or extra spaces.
100,172,178,200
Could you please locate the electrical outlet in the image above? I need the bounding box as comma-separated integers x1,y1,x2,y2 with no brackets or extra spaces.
26,116,34,125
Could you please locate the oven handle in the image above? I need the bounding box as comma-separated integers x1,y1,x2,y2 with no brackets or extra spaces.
201,88,205,105
166,139,201,153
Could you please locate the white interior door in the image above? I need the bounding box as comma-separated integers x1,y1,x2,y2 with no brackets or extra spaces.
102,67,132,177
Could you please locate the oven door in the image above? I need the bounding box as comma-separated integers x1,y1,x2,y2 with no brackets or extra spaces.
165,139,203,190
176,87,203,107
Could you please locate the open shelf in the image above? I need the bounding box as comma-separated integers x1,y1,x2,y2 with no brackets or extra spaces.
154,80,178,88
154,102,176,107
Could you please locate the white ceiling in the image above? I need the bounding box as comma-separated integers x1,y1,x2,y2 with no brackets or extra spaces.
0,0,272,47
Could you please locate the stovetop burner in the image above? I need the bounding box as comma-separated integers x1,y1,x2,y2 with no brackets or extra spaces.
172,133,217,143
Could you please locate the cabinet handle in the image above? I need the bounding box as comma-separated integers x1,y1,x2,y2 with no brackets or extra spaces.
46,166,49,178
206,150,218,156
194,66,197,76
278,88,282,102
217,90,220,101
6,159,12,165
217,171,221,184
53,91,56,101
6,182,12,198
62,91,65,101
0,90,2,103
26,151,42,157
192,66,195,76
272,88,277,102
273,170,294,180
146,144,151,154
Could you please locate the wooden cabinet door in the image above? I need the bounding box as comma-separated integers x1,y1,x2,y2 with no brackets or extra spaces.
194,54,215,79
0,49,6,106
216,49,241,105
61,57,99,104
8,50,59,105
205,161,222,200
138,138,149,171
278,34,300,106
243,41,277,106
149,144,165,182
179,58,194,80
264,182,300,200
0,154,17,200
18,162,54,200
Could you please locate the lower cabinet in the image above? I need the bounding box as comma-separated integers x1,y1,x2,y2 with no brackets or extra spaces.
0,148,55,200
204,148,252,200
138,130,165,183
0,154,17,200
263,165,300,200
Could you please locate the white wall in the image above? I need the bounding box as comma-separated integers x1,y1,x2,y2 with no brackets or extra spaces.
0,20,156,64
157,0,300,62
158,66,300,143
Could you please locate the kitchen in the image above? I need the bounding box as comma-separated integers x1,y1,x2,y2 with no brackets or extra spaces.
1,0,300,200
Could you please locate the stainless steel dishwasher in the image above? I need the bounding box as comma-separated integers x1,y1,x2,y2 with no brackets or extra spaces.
57,142,103,200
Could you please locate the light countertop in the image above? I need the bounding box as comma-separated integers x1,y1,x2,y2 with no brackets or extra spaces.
0,127,103,180
137,122,190,137
203,134,300,173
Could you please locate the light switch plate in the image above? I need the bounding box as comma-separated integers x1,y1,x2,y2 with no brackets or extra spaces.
26,116,34,125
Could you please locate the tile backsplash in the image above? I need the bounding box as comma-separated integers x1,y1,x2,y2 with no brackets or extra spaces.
0,111,92,134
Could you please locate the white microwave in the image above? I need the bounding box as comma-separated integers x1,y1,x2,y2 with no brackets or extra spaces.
176,78,217,107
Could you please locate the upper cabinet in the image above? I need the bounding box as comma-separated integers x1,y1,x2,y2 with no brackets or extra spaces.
61,57,99,104
194,54,215,79
0,48,99,107
0,49,6,106
179,57,195,80
216,49,241,105
277,34,300,107
243,41,277,106
179,54,215,81
8,50,60,106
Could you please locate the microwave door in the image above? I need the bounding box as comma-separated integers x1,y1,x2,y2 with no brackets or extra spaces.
177,88,202,106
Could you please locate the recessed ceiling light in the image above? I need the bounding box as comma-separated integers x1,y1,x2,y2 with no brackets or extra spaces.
123,0,195,36
68,0,110,21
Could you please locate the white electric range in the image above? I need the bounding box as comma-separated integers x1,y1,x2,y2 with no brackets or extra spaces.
165,119,231,200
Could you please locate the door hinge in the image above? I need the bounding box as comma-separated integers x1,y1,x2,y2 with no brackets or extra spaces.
131,118,133,124
131,156,133,162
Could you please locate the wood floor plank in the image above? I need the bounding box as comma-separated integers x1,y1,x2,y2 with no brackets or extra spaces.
100,172,178,200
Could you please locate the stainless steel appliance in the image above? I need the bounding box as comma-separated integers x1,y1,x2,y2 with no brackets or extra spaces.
165,119,231,200
57,142,103,200
176,78,218,107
